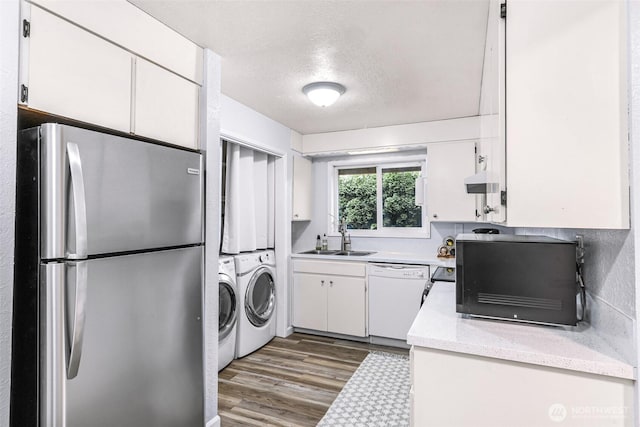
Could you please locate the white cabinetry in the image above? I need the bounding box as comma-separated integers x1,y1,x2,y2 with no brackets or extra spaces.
20,3,201,150
478,0,629,228
134,59,199,150
292,260,367,337
411,346,633,427
292,153,312,221
25,6,132,133
426,141,477,222
503,0,628,229
28,0,203,84
292,273,328,331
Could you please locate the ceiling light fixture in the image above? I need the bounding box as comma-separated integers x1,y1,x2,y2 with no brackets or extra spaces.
302,82,346,107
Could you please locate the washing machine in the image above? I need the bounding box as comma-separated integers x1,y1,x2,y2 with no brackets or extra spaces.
218,255,238,371
234,250,276,358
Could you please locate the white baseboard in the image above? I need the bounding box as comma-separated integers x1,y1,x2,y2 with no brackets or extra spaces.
206,415,221,427
293,327,369,343
369,335,410,349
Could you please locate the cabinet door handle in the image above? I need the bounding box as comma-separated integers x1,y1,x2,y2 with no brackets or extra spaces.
329,280,333,287
321,280,325,286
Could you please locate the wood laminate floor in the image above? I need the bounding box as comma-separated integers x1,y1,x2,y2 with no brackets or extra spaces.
218,333,409,427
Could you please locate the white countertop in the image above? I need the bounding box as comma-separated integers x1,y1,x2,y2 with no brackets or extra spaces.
291,250,455,267
408,282,635,380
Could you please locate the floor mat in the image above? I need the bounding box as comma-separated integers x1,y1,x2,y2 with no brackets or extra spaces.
317,351,410,427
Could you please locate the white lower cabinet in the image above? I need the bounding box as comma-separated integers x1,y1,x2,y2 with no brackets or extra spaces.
411,346,634,427
292,273,328,331
292,260,367,337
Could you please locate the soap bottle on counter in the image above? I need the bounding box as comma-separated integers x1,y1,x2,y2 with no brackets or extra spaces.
321,234,328,250
315,235,322,250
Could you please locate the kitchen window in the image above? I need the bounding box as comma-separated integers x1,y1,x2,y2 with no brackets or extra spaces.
328,156,428,237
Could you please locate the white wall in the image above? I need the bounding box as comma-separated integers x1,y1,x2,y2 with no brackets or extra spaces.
221,94,291,155
220,94,293,337
0,1,19,425
301,116,482,156
630,0,640,423
202,49,221,427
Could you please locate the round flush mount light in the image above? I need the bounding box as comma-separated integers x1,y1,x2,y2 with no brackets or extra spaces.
302,82,346,107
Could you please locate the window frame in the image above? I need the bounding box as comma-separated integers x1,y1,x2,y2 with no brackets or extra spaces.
327,154,429,238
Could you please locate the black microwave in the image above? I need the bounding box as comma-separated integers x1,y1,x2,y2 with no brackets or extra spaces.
456,234,578,326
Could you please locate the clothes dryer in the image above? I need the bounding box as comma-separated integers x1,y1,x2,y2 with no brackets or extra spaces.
234,250,276,358
218,255,238,371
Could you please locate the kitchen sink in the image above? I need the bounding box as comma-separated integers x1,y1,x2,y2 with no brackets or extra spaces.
334,250,376,256
299,249,341,255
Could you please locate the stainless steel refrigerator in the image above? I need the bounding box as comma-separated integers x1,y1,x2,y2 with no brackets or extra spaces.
11,123,204,427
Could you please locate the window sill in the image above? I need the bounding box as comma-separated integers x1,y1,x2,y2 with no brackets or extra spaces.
327,229,431,239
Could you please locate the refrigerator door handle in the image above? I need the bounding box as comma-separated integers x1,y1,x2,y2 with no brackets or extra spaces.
67,260,88,379
66,142,88,260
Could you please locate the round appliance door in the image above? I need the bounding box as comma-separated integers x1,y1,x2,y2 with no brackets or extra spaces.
245,267,276,327
219,275,237,341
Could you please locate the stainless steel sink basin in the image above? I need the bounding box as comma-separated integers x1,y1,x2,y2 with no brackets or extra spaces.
299,249,340,255
334,251,376,256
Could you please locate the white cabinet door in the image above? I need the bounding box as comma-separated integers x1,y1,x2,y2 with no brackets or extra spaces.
30,0,203,84
292,154,312,221
505,0,628,229
426,141,477,222
134,58,199,149
327,276,366,337
292,273,327,331
412,347,634,427
25,6,132,133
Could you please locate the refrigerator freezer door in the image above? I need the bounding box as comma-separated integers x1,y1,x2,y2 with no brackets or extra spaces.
38,123,203,259
43,247,204,427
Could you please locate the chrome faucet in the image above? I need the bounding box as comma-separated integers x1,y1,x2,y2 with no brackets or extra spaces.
338,217,347,251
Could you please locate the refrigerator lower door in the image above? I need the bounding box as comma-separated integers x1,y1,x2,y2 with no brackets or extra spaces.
34,123,203,259
42,247,203,427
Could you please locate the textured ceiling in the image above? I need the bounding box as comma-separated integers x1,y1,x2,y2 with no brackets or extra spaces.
130,0,490,135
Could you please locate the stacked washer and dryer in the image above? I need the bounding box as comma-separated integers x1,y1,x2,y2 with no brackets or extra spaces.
218,250,277,371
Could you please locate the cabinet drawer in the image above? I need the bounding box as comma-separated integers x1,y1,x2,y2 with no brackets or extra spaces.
293,259,365,277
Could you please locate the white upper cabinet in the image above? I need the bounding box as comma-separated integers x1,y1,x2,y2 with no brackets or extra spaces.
426,141,477,222
28,0,203,84
25,6,132,133
20,3,202,150
292,153,312,221
504,0,629,229
134,59,199,150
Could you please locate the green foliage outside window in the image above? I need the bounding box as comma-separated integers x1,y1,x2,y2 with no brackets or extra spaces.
338,173,377,229
382,169,422,228
337,166,422,230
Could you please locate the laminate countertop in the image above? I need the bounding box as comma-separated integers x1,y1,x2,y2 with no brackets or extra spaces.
291,251,455,268
408,282,635,380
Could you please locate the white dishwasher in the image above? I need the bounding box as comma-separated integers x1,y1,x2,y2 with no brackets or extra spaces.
367,263,430,341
